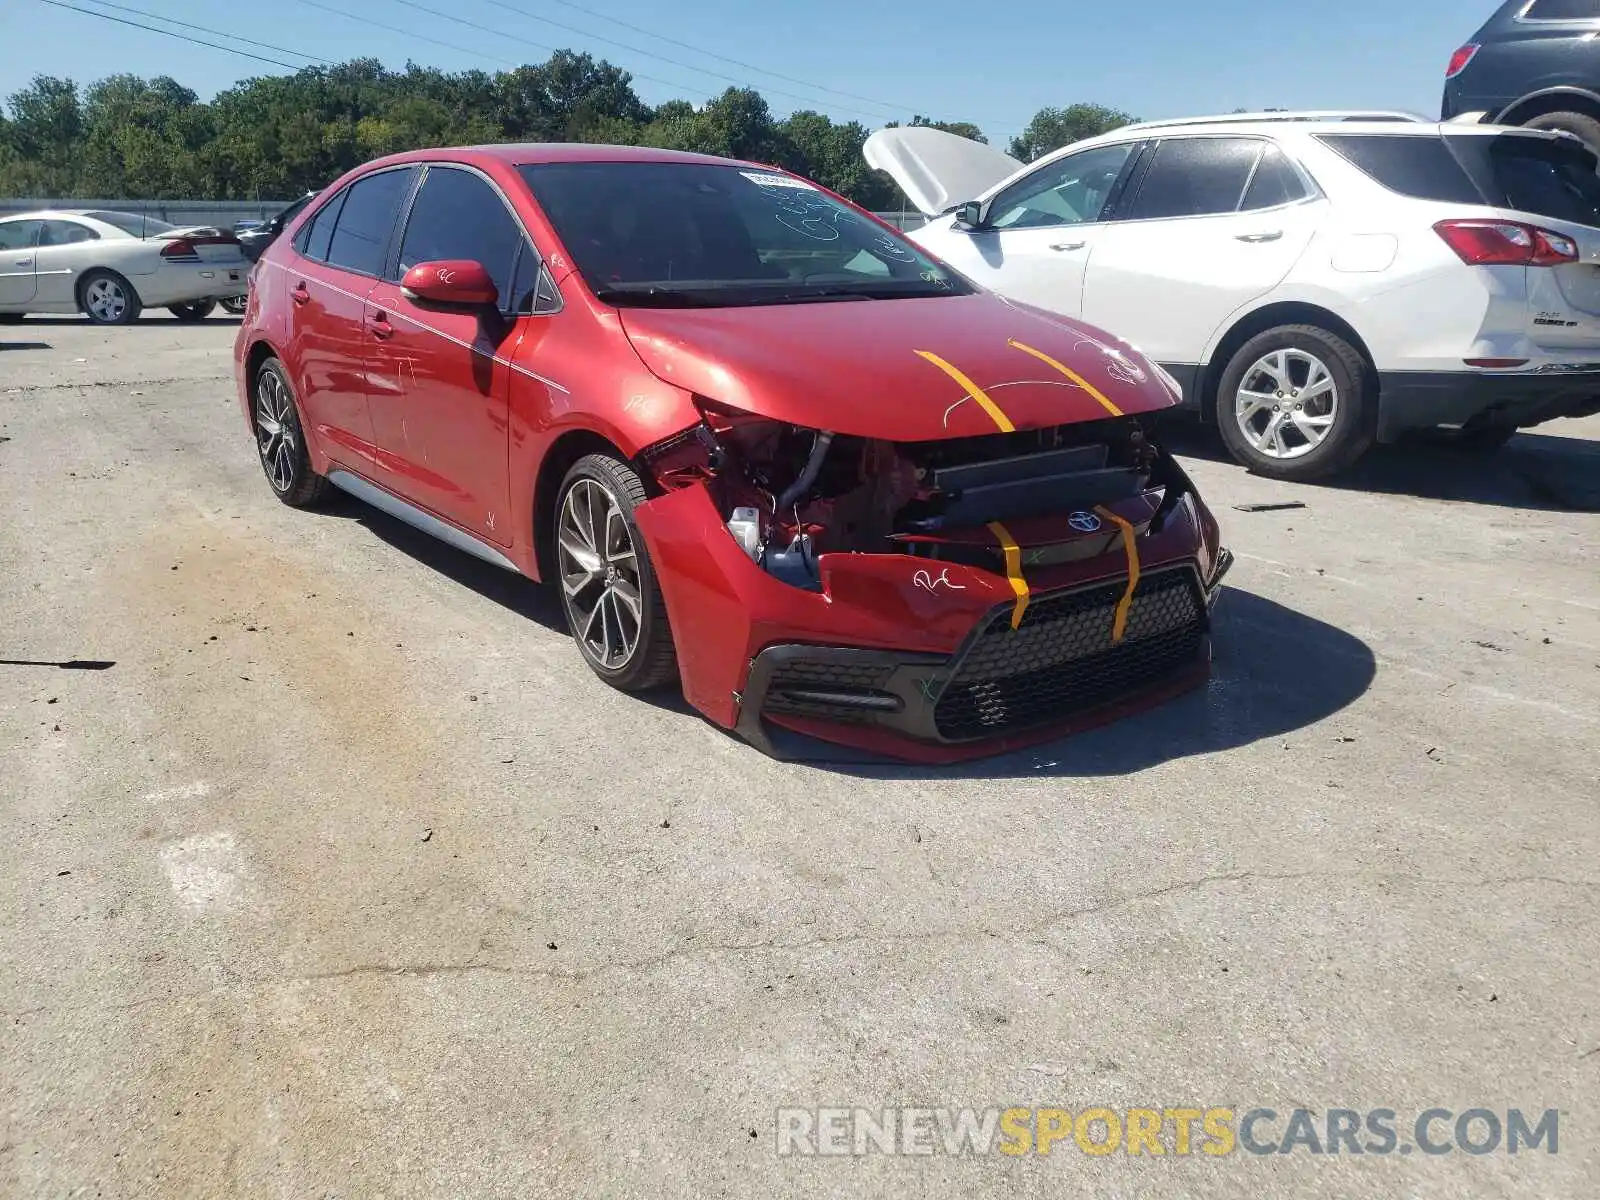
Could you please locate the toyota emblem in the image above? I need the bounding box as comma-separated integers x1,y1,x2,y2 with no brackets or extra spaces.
1067,511,1102,533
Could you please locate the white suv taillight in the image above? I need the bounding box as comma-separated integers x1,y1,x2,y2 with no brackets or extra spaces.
1446,44,1480,79
1434,219,1579,267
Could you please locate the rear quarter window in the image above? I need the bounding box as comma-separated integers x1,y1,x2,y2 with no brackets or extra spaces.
1314,134,1486,204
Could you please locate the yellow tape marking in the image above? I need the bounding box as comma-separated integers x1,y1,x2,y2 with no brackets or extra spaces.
1094,505,1141,644
987,521,1030,630
1007,338,1124,417
915,349,1015,433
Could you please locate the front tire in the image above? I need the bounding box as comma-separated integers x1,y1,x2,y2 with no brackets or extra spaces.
169,300,216,322
1216,324,1375,481
252,357,329,508
0,312,23,324
554,453,678,692
79,269,142,325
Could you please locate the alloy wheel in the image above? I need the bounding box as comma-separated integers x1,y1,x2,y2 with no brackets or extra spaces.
254,370,298,494
557,478,643,671
1234,348,1339,460
85,277,128,323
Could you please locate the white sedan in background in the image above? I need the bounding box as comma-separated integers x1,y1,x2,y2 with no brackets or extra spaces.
0,210,249,325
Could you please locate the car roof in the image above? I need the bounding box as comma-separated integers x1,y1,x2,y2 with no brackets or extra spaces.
359,142,767,173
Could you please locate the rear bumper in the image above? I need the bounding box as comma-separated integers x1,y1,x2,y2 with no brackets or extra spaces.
136,263,249,306
1377,367,1600,441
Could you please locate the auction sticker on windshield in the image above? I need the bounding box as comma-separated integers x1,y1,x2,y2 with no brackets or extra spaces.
741,171,815,189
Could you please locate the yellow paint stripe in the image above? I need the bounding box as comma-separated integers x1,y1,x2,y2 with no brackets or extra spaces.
1007,338,1124,417
1095,505,1141,644
915,349,1015,433
987,521,1030,630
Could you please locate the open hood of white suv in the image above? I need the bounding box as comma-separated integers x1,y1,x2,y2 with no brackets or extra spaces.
863,126,1024,216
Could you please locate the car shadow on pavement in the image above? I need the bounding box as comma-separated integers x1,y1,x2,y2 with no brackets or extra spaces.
1158,420,1600,513
765,587,1377,779
311,491,571,636
0,340,51,351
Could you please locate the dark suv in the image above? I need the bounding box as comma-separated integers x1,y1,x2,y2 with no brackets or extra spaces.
1445,1,1600,155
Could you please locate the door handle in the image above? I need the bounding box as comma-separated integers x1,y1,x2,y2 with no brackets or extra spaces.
291,281,310,306
367,312,394,340
13,258,32,266
1049,240,1088,251
1235,231,1283,243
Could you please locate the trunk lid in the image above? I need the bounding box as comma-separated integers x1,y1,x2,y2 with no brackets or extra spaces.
863,126,1026,217
155,225,247,265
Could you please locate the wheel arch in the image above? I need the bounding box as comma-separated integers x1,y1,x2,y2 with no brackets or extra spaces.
530,427,632,585
1496,87,1600,127
1198,301,1376,423
75,265,142,311
243,338,281,431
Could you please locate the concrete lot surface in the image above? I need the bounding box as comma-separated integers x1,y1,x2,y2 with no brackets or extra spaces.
2,315,1598,1198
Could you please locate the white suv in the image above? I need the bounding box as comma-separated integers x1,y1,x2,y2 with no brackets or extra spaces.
866,111,1600,479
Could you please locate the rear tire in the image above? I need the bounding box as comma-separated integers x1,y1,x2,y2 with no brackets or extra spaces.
1520,110,1600,160
168,300,216,322
554,453,678,692
1215,324,1375,481
220,295,248,316
79,269,142,325
252,357,330,508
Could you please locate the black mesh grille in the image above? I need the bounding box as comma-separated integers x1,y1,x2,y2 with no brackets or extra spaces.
765,659,896,722
934,568,1205,740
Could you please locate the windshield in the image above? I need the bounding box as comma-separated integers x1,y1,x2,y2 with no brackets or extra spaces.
82,210,177,236
517,161,970,307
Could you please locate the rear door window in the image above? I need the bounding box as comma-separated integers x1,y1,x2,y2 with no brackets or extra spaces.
1315,134,1486,204
1522,0,1600,19
324,168,414,277
299,192,343,262
1122,137,1263,220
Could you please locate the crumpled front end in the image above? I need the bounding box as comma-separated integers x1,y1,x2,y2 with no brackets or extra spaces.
629,402,1230,762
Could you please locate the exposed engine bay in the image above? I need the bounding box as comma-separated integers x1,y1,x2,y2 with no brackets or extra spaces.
641,399,1195,591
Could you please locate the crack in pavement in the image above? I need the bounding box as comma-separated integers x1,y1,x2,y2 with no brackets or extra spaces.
6,867,1597,1022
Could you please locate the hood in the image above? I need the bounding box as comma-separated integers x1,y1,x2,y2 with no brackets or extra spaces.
620,294,1181,442
863,126,1024,216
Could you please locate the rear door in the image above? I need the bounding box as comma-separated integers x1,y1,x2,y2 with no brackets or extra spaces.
0,219,41,307
362,164,533,544
1080,137,1323,368
284,166,416,468
931,141,1141,316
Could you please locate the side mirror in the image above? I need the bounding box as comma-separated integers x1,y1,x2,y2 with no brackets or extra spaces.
956,199,991,231
400,259,499,308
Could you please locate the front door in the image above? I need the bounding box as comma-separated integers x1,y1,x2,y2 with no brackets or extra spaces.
363,165,529,545
0,219,40,307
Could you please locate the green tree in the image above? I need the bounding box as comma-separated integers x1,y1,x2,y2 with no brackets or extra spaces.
1009,103,1136,162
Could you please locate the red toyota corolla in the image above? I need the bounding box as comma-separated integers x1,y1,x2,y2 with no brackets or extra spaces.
234,143,1230,761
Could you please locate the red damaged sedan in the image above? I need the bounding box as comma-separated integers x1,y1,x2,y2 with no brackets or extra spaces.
234,144,1231,762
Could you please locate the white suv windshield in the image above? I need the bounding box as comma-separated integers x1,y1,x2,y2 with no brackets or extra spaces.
518,161,969,307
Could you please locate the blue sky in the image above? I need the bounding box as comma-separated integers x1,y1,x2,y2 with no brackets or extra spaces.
3,0,1486,144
